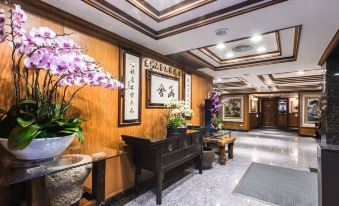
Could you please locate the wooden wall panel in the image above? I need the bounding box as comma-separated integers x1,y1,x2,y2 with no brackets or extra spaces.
249,113,259,129
299,127,316,136
222,95,250,131
0,3,212,203
288,113,299,127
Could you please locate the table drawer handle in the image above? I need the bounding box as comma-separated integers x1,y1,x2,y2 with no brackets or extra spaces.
168,144,173,152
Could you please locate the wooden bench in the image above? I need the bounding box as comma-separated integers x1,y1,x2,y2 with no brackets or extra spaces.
204,133,236,165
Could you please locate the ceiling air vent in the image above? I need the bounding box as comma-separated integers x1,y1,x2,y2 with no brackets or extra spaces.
232,44,254,53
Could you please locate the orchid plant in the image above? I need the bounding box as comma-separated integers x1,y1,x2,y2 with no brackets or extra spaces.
0,4,123,150
165,99,193,129
210,91,223,132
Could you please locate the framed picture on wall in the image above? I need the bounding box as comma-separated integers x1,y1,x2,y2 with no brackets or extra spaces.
249,96,258,113
223,96,244,122
146,70,180,108
118,48,142,127
301,93,320,127
183,73,192,109
289,98,299,113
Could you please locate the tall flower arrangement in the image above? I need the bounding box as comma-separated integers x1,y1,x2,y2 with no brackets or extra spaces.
210,91,223,132
0,4,123,150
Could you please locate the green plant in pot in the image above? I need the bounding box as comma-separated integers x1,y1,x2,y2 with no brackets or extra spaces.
165,99,193,137
0,4,123,160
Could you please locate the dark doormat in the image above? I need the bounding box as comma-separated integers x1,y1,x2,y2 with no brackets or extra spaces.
233,162,317,206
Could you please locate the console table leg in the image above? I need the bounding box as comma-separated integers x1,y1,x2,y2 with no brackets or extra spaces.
92,160,106,205
228,142,234,159
156,171,162,205
220,145,226,165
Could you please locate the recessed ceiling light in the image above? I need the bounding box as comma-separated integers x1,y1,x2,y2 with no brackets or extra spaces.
215,28,229,36
251,35,262,42
297,71,305,75
225,52,234,58
216,43,226,49
334,72,339,76
217,78,222,82
257,46,266,52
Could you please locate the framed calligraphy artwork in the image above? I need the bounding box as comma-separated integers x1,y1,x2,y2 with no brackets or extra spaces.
146,70,180,108
183,73,192,109
118,48,142,126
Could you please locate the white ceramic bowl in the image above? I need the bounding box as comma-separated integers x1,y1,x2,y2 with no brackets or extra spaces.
0,134,75,160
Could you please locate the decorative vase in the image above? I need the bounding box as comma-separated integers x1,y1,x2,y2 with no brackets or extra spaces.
44,154,92,206
0,134,75,160
167,127,188,137
202,147,215,169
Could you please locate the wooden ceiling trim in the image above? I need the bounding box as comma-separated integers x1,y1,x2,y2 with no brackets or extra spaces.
181,25,301,70
125,0,216,22
82,0,287,39
318,29,339,66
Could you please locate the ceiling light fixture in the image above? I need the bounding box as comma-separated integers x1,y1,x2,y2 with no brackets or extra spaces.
225,52,234,58
217,78,222,82
257,46,266,52
297,71,305,75
215,28,229,36
251,35,262,42
216,43,226,49
334,72,339,76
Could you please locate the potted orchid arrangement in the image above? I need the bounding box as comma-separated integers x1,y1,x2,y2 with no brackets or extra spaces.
0,4,123,160
210,91,223,133
165,99,193,136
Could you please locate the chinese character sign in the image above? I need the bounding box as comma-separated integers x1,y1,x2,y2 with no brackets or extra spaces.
184,73,192,109
150,73,179,105
124,53,140,120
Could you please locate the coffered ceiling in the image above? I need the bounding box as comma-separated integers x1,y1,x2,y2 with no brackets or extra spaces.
41,0,339,93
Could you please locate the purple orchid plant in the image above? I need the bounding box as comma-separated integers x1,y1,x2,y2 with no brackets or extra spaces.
210,91,223,132
0,4,123,150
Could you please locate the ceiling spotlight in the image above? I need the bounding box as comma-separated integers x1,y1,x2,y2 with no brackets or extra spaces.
216,43,226,49
225,52,234,58
251,35,262,42
217,78,222,82
297,71,305,75
257,47,266,52
334,72,339,76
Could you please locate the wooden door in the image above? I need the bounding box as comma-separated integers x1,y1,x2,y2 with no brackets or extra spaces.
262,100,276,126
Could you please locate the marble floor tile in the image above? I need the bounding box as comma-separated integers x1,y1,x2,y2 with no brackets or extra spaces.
123,129,318,206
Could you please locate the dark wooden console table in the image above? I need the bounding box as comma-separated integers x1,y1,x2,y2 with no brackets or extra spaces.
122,129,206,205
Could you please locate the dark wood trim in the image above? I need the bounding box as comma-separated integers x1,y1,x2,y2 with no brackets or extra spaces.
82,0,287,39
318,29,339,66
118,47,142,127
15,0,213,80
224,90,321,95
180,51,215,69
181,25,302,71
146,70,180,108
125,0,216,22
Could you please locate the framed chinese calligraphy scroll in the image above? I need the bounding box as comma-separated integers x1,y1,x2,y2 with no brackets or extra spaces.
118,48,142,126
183,73,192,109
146,70,180,108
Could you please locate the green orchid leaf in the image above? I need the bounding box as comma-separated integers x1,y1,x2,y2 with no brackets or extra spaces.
8,125,41,150
76,130,85,143
19,100,37,105
17,117,35,127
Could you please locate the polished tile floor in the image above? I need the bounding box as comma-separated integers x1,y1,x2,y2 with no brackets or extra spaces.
124,129,318,206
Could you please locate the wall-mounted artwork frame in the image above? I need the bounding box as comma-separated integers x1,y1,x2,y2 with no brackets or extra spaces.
223,95,244,122
183,73,192,109
146,70,180,108
118,48,142,127
300,93,321,128
289,98,299,113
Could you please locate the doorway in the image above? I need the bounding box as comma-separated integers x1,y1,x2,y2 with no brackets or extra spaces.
262,99,276,126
